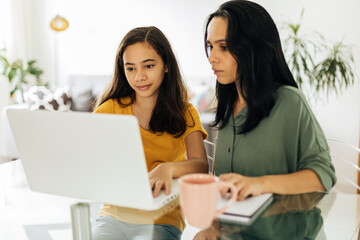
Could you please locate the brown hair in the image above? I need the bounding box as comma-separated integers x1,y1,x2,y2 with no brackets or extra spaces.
94,26,189,137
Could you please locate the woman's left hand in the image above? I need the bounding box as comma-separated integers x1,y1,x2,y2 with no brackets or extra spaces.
149,163,174,198
219,173,268,201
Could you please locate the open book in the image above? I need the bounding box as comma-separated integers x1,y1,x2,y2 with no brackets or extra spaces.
217,193,273,225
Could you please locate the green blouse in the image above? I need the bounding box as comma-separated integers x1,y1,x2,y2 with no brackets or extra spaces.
214,86,337,192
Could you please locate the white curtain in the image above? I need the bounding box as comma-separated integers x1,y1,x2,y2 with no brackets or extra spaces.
0,0,12,106
0,0,6,50
0,0,31,157
3,0,32,62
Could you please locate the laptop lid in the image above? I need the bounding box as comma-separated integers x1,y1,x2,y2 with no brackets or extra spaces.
7,109,179,210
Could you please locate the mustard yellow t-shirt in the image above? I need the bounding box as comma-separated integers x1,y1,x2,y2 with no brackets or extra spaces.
93,97,208,231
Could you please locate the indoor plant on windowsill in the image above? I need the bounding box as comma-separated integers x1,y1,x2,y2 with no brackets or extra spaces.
0,48,47,103
281,10,356,101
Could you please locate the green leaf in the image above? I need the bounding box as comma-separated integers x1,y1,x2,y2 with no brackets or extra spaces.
0,55,10,67
8,68,17,82
10,88,17,97
27,60,37,66
281,10,356,100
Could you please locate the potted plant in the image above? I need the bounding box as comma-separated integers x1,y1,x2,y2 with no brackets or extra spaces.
0,48,47,103
281,10,356,100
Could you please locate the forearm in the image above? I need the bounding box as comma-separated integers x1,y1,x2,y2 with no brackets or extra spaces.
262,169,325,194
169,158,208,178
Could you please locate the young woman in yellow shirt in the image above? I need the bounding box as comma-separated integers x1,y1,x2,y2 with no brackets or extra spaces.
92,26,208,240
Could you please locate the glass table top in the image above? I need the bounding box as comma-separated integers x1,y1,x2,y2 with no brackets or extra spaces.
1,160,359,239
86,191,359,239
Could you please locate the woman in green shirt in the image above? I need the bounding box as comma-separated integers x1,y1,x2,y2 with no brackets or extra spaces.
204,0,336,200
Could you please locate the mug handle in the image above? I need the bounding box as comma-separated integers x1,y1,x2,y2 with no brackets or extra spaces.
214,181,237,218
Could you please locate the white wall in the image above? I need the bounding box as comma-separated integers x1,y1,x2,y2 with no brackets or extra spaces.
7,0,360,192
25,0,225,87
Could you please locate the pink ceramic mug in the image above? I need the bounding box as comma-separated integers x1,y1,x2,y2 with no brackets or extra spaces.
179,173,237,228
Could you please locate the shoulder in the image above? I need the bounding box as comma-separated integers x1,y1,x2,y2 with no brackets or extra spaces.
275,86,306,102
182,102,208,139
184,103,201,122
186,103,199,115
270,85,320,131
93,99,116,114
93,97,131,114
273,86,324,141
274,86,311,112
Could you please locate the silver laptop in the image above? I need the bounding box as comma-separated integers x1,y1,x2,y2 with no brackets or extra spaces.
7,109,179,210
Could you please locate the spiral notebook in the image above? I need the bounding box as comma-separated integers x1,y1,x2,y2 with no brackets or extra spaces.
217,193,273,225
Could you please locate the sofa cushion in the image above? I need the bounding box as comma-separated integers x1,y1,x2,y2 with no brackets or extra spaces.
69,87,93,112
68,75,111,112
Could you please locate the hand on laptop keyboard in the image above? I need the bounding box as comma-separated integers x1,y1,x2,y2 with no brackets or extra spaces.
149,163,173,198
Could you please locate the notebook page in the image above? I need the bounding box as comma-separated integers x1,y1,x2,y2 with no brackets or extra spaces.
217,193,273,217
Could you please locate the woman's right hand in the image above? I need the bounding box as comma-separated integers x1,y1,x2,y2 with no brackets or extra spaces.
219,173,268,201
148,162,174,198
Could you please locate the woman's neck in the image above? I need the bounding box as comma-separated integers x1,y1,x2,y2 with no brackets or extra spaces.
132,95,158,130
133,95,157,112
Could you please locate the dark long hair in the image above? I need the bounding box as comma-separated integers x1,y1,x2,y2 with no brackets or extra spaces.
205,0,298,134
95,26,188,137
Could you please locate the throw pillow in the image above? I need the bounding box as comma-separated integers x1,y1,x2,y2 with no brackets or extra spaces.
24,86,71,111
